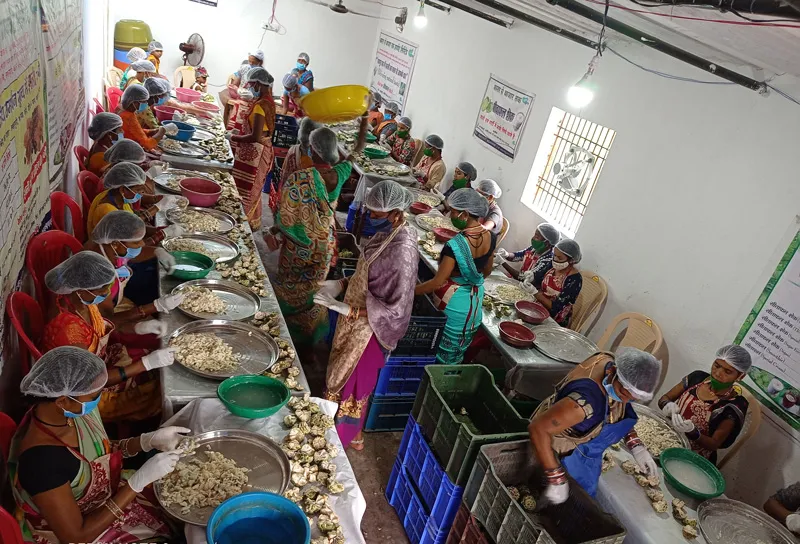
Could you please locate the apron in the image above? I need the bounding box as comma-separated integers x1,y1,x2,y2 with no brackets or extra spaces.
676,382,715,459
326,226,402,394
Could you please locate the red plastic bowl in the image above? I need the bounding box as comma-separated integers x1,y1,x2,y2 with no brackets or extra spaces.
179,177,222,207
433,227,458,243
192,100,221,118
154,105,185,123
515,300,550,325
499,321,536,348
176,88,202,103
409,202,432,215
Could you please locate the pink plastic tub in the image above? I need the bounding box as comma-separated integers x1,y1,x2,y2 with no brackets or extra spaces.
179,178,222,207
176,88,202,103
154,105,185,123
191,101,221,118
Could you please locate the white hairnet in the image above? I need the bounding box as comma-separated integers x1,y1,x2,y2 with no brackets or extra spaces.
456,162,477,182
127,47,146,63
103,162,146,189
91,210,146,244
121,84,149,110
248,67,274,86
298,118,322,147
144,77,170,96
250,50,264,61
130,60,156,73
476,178,502,198
425,134,444,149
537,223,560,245
104,139,146,164
147,40,163,53
614,347,662,401
21,346,108,398
447,188,489,218
298,52,310,64
45,251,116,294
366,180,413,212
87,113,122,141
396,116,412,129
555,239,582,263
715,344,752,374
309,127,339,164
385,102,400,114
282,73,298,89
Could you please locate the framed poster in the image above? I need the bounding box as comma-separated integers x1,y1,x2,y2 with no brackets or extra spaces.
370,32,417,113
473,74,534,161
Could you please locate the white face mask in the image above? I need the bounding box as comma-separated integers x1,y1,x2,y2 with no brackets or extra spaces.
552,260,570,271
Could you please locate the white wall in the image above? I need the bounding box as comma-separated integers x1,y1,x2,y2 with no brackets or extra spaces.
108,0,378,91
374,4,800,505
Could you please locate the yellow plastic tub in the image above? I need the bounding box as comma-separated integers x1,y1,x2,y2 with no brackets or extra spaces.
299,85,370,123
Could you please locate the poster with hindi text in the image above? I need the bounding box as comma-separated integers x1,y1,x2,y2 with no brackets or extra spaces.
473,74,534,161
370,32,417,114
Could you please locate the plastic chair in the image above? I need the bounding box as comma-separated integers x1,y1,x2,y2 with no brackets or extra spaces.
497,217,510,244
50,191,86,242
93,97,105,114
596,312,663,357
78,170,103,213
73,145,89,172
174,66,196,88
106,66,123,89
0,506,22,544
25,231,84,308
6,292,43,376
106,87,123,112
717,387,762,469
570,271,608,334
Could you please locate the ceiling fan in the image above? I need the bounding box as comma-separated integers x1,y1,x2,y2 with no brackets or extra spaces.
306,0,379,17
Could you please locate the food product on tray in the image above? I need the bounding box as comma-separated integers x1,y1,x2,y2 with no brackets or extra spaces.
161,139,182,152
493,283,536,304
159,450,249,514
417,214,454,231
216,252,268,297
163,239,220,260
198,134,232,162
418,232,440,260
415,193,440,207
174,210,222,233
634,415,684,457
171,332,240,372
179,286,227,314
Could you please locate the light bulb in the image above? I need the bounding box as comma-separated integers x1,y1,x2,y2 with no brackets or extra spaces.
414,2,428,28
567,74,594,108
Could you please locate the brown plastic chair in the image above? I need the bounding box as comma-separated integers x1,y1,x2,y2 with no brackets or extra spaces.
570,271,607,334
497,218,510,244
596,312,663,357
717,387,762,469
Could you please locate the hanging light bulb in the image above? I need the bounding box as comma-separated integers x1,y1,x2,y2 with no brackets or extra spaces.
567,54,600,109
414,0,428,28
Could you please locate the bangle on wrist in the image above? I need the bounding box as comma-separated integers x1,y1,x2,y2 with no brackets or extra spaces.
118,367,128,382
686,428,700,440
544,466,567,485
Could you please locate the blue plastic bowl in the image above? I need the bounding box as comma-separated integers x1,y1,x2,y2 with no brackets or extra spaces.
206,492,310,544
167,120,196,142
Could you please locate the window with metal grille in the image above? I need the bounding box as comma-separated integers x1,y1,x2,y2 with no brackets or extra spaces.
521,108,615,237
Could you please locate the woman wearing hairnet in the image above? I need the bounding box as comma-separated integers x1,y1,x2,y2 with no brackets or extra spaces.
119,47,147,90
85,113,123,176
438,161,477,202
385,116,417,166
415,189,495,364
367,91,383,128
659,345,751,464
373,101,400,140
474,179,504,235
315,181,419,450
119,85,165,152
295,52,314,91
529,348,662,501
271,117,322,214
146,40,163,73
499,222,560,280
523,238,583,327
414,134,447,191
227,67,276,229
7,347,186,543
280,72,310,117
124,59,157,90
138,78,170,130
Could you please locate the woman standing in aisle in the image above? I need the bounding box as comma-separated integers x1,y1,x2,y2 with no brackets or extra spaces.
270,117,322,215
294,52,314,91
280,73,310,117
228,67,276,230
85,113,123,176
314,181,419,450
415,189,495,364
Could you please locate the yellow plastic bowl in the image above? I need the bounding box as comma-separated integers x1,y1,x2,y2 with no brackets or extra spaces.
299,85,370,123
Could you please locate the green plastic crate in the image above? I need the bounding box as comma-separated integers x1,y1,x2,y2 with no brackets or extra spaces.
411,365,529,486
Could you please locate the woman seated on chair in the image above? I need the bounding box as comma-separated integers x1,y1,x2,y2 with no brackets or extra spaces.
474,179,504,236
85,113,124,177
119,48,147,90
523,239,583,327
102,139,161,196
119,85,164,153
498,222,560,280
137,78,170,130
8,347,185,544
659,345,751,464
123,60,157,90
385,116,417,166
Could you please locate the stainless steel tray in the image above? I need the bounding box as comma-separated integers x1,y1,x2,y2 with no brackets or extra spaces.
159,140,208,158
172,279,261,321
165,206,236,234
191,127,216,141
532,328,597,363
408,188,442,207
153,169,214,195
698,498,797,544
163,233,240,264
631,403,690,458
484,276,536,306
169,319,279,379
415,213,454,232
154,429,290,526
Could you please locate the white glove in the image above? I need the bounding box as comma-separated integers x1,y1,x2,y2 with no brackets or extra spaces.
313,292,352,316
493,253,506,267
163,123,179,136
224,131,233,141
661,402,679,417
786,513,800,534
544,481,569,505
431,188,445,200
318,280,344,299
140,426,192,452
127,450,181,493
134,320,168,337
154,247,177,274
157,195,189,212
162,224,185,238
631,444,658,477
497,248,511,259
154,293,185,313
671,413,696,434
521,278,538,295
146,162,165,178
172,112,186,122
141,347,177,371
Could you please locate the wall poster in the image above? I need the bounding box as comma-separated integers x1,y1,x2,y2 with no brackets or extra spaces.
473,74,534,161
370,31,417,114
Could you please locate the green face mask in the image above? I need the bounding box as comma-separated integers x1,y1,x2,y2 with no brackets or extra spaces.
530,239,548,254
452,177,468,189
423,148,434,157
396,130,409,138
709,377,736,391
451,214,467,229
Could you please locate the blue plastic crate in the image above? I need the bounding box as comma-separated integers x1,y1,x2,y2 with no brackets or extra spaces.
387,462,453,544
375,357,436,397
364,395,415,432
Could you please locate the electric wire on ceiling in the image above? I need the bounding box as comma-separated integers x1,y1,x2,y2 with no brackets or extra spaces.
584,0,800,27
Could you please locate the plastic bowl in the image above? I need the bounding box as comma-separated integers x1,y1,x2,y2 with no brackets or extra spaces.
660,447,725,500
499,321,536,348
176,87,202,103
433,227,458,243
515,300,549,325
154,105,186,123
192,100,221,118
363,147,390,159
409,202,432,215
207,492,310,544
167,120,196,142
217,375,291,419
179,177,222,207
299,84,370,123
169,251,215,280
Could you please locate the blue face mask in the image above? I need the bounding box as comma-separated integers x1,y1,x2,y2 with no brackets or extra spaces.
63,395,101,419
383,113,392,121
124,245,142,259
110,132,122,145
251,88,261,98
157,95,168,106
366,213,391,232
603,375,624,403
80,291,108,306
296,62,306,71
137,102,148,113
116,266,131,280
123,191,142,205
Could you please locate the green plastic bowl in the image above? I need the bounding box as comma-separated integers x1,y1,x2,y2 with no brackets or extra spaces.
363,147,389,159
169,251,215,280
365,132,377,143
660,447,725,500
217,375,291,419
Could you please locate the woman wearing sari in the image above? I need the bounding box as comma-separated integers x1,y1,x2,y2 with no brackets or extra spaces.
8,347,187,544
415,189,495,364
228,67,276,230
270,117,321,215
295,52,314,91
119,48,146,90
119,84,164,153
315,181,418,449
85,113,123,176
